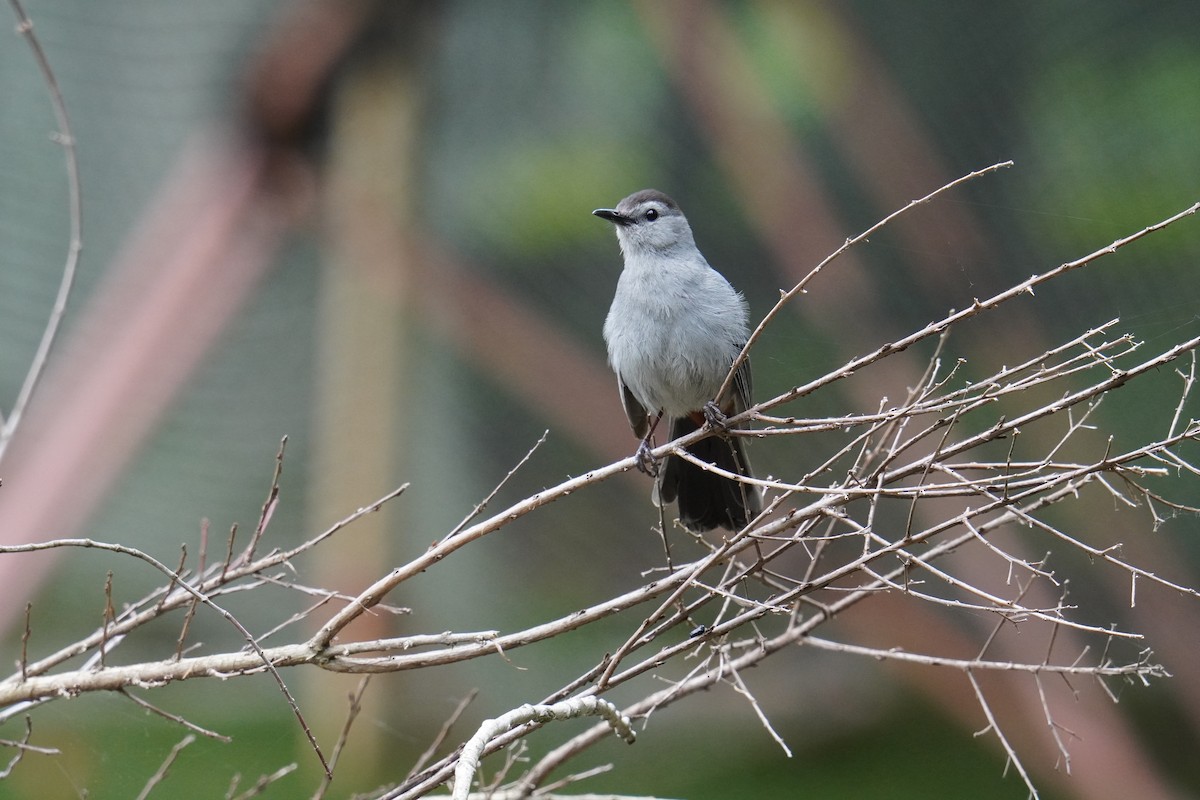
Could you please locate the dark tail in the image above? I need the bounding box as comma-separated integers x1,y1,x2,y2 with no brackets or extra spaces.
656,416,761,531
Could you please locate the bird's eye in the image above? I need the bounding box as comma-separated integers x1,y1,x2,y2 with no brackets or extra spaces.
644,208,659,221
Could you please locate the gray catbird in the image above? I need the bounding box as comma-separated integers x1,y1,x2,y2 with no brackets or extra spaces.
594,189,762,531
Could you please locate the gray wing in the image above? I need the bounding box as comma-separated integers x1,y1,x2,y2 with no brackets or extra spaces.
730,351,753,415
618,374,650,439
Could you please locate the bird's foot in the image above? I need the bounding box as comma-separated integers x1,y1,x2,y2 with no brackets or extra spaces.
702,401,729,430
635,438,659,477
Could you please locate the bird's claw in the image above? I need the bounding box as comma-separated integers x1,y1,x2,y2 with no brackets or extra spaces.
702,401,729,430
635,438,659,477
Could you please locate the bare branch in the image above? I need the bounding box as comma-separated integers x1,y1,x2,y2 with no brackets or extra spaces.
2,157,1196,799
0,717,59,779
969,671,1039,799
311,677,371,800
454,698,634,800
135,735,195,800
798,637,1164,680
0,0,84,463
717,160,1016,405
446,430,550,540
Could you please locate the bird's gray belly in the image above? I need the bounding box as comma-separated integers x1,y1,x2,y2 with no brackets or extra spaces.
615,330,732,417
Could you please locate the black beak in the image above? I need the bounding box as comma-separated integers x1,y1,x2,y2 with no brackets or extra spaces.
593,208,632,226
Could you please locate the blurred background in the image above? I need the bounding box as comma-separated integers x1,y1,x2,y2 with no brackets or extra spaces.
1,1,1199,797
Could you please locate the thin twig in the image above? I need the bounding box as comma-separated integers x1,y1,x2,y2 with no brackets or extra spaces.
0,717,59,779
311,676,371,800
0,0,84,463
120,690,232,742
968,671,1039,799
446,430,549,540
407,690,479,782
228,764,299,800
242,436,287,564
135,734,196,800
0,537,331,777
717,160,1015,405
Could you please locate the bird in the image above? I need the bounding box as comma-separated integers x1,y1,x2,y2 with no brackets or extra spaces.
594,189,761,531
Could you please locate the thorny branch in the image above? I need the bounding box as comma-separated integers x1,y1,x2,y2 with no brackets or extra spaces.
1,165,1197,799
